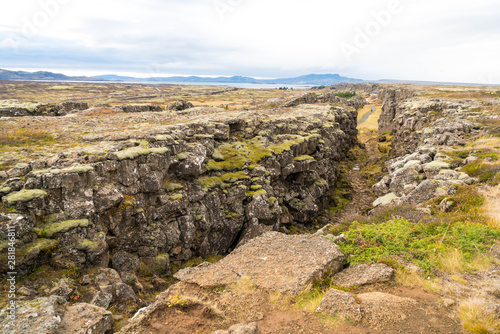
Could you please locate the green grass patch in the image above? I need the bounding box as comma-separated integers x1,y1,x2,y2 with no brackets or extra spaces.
0,128,55,147
338,218,499,274
462,161,500,185
335,91,356,99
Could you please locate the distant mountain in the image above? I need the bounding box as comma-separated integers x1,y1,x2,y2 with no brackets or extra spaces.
263,74,364,85
91,73,363,85
0,68,362,85
0,68,101,81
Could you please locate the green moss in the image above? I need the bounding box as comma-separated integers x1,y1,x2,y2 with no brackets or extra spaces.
65,165,94,174
32,165,94,175
5,189,47,205
225,212,241,219
212,149,225,161
315,179,328,187
76,239,100,252
18,239,58,259
220,171,249,183
246,189,267,197
250,185,262,190
269,197,276,206
40,219,89,238
269,135,305,154
198,171,249,190
165,182,184,192
206,138,273,172
195,214,204,221
168,193,183,201
114,146,168,160
155,134,173,141
294,155,315,162
177,152,188,161
0,239,9,251
0,187,11,195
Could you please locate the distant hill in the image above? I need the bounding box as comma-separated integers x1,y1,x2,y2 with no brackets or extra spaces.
0,68,101,81
0,68,362,85
92,73,363,85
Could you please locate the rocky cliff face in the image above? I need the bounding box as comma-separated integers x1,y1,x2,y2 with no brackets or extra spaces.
378,89,415,135
0,104,357,277
373,89,500,207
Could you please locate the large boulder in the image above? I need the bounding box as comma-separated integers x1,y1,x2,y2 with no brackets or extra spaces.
0,296,66,334
166,100,194,111
57,303,113,334
331,263,394,288
175,232,344,295
213,322,261,334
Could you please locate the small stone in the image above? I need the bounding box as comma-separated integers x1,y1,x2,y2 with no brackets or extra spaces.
49,278,73,300
316,289,362,322
439,198,454,212
18,287,37,297
331,263,394,288
81,275,92,285
442,298,456,307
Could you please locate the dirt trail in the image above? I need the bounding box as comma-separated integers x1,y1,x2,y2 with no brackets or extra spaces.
334,168,375,223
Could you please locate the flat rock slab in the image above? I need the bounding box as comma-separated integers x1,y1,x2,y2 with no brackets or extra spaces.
331,263,394,288
0,296,66,334
358,292,417,324
57,303,113,334
316,289,362,322
174,232,344,295
316,290,417,324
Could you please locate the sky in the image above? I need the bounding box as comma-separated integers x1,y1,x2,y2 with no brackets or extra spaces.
0,0,499,83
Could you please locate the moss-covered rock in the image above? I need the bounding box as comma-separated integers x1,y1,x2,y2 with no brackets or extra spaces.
39,219,90,238
112,146,168,160
4,189,47,205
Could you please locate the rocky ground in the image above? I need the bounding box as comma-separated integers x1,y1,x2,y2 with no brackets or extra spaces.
0,83,499,333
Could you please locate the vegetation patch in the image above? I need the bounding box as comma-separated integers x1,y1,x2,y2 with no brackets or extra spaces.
165,182,184,192
294,155,315,161
198,171,249,190
462,160,500,185
337,218,499,274
458,299,500,334
113,146,168,160
0,128,55,147
335,91,357,99
4,189,47,205
39,219,89,238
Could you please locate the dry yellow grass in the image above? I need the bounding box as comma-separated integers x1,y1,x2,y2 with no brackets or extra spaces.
465,137,500,151
458,299,500,333
357,104,382,132
437,249,493,274
294,284,326,313
395,268,443,292
479,185,500,229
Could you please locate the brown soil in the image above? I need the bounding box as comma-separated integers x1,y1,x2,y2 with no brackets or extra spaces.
127,281,463,334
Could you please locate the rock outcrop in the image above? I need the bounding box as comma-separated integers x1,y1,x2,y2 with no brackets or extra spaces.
0,104,357,277
372,89,499,207
166,100,194,111
119,105,163,113
0,101,89,117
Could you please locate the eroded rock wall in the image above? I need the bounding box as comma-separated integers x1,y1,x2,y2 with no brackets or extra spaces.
0,105,357,277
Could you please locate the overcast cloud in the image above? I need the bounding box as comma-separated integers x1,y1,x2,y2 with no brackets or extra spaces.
0,0,499,83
